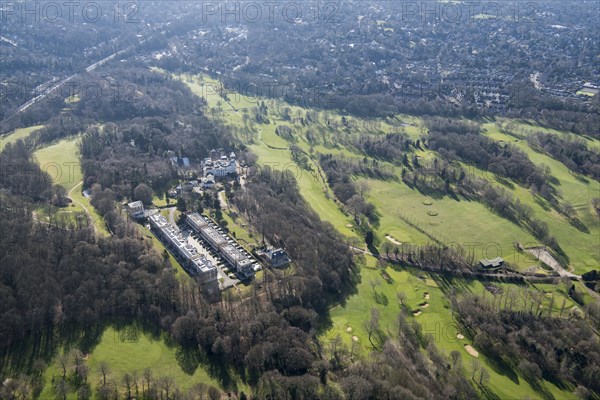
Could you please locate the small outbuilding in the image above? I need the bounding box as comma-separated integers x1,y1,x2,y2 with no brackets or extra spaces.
479,257,504,270
127,201,145,219
263,248,291,268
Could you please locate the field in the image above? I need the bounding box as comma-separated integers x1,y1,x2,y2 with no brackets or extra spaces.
30,133,227,398
38,326,232,399
0,125,44,150
33,137,110,236
495,118,599,149
176,72,358,238
174,73,586,272
364,178,540,269
69,186,111,236
1,69,593,400
483,123,600,274
324,257,576,400
33,137,83,192
170,69,594,399
576,89,597,97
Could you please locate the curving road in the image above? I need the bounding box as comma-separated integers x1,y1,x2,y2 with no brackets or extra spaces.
68,181,97,236
525,247,580,279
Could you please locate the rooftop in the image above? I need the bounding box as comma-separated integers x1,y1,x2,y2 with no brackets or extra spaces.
203,225,228,246
222,243,253,267
479,257,504,268
187,212,209,228
149,214,215,274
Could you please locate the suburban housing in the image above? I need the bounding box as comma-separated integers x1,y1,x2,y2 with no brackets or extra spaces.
148,213,218,288
186,212,255,279
257,248,291,268
126,201,145,219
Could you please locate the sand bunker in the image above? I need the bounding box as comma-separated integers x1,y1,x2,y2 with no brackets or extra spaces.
352,335,359,342
385,235,402,245
346,224,353,228
419,302,430,308
423,292,430,300
456,333,464,340
346,327,353,333
464,344,479,357
413,310,422,316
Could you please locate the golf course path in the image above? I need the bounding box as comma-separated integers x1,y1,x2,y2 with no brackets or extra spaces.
168,206,177,226
69,181,97,236
526,247,580,279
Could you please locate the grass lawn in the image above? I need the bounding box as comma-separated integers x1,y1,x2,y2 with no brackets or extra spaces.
33,137,111,236
483,123,600,274
33,137,82,192
64,94,81,104
249,135,357,238
152,194,172,208
323,256,576,400
221,210,258,249
166,69,587,399
174,72,358,238
69,187,111,236
0,125,45,150
364,178,539,269
576,90,597,97
159,208,171,219
496,118,599,153
39,326,235,399
33,205,89,229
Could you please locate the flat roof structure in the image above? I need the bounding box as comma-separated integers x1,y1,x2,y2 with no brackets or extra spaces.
149,214,217,281
127,201,145,218
202,225,228,248
187,212,209,231
479,257,504,269
186,212,256,278
221,243,254,272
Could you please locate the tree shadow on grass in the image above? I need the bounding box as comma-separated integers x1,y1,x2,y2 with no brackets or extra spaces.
373,291,389,306
574,174,589,184
366,242,380,258
0,322,106,380
205,353,243,392
175,346,201,375
568,217,590,234
479,350,520,385
174,344,244,392
547,175,560,186
530,379,557,400
405,181,447,201
429,273,478,296
496,177,515,190
475,382,502,400
380,268,394,284
534,195,551,211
